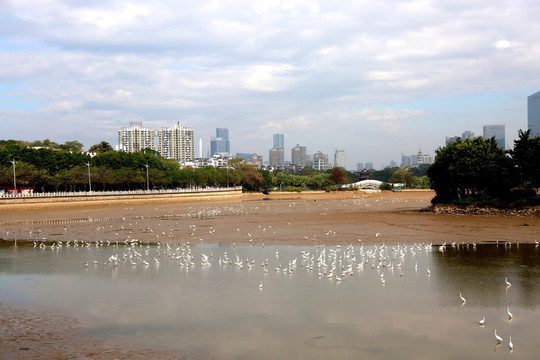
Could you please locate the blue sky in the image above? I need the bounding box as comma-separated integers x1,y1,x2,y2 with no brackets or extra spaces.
1,0,539,169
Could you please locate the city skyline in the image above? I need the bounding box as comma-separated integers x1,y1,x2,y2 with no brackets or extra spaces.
1,2,539,169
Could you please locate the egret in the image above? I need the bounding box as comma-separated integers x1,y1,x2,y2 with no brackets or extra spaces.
459,293,466,303
478,316,485,326
493,329,503,343
507,307,513,320
505,278,511,287
509,336,513,350
259,282,263,290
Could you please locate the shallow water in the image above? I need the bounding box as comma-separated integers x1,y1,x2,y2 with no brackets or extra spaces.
1,241,539,359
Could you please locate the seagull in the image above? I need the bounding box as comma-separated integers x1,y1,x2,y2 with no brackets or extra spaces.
507,307,513,320
509,336,513,350
459,293,466,303
478,316,485,326
493,329,503,343
505,278,511,287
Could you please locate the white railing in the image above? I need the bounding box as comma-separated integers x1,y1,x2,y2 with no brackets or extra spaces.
0,186,242,199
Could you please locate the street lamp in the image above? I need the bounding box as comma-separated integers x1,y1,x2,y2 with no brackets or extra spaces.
85,162,92,192
10,159,16,190
144,163,150,191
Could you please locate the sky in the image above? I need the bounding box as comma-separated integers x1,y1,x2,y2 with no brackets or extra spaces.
1,0,540,170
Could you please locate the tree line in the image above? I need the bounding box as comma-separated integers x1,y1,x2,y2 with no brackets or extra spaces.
0,140,355,192
427,130,540,206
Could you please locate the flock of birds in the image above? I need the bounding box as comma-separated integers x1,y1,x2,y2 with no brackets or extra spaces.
27,235,529,353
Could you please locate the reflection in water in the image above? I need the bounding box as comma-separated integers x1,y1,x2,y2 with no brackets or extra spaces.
1,242,540,359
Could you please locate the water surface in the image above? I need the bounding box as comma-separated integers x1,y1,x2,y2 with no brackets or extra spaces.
1,241,539,359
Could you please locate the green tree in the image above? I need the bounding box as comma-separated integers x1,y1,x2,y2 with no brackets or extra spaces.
428,137,512,203
389,168,413,186
88,141,114,154
371,167,399,182
60,140,84,152
509,129,540,189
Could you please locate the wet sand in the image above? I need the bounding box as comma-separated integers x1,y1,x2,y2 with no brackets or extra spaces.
1,190,538,246
1,190,539,359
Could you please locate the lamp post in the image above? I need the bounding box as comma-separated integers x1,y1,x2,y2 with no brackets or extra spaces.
85,162,92,192
10,159,16,190
144,163,150,191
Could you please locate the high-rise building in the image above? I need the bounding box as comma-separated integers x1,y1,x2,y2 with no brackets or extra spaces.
273,133,284,149
269,133,285,167
311,151,330,171
157,123,195,161
334,149,346,169
401,154,411,166
118,121,153,153
269,147,284,167
118,121,194,162
365,162,374,170
216,128,229,141
357,163,364,171
483,125,505,148
527,91,540,137
210,128,230,156
291,144,307,167
462,130,475,139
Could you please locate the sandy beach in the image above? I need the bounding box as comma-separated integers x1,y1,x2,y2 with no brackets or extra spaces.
1,190,539,359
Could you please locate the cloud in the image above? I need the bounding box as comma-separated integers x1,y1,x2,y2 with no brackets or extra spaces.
1,0,540,168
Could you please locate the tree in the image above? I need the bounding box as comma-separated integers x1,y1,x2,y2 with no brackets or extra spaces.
389,168,413,186
509,129,540,189
237,164,265,191
88,141,114,154
371,167,399,182
60,141,84,152
330,167,348,185
428,137,512,203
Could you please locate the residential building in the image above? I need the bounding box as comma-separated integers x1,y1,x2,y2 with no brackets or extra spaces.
462,130,475,139
365,162,374,170
356,163,364,171
118,121,194,162
483,125,505,148
291,144,307,167
157,123,195,161
310,151,331,171
269,133,285,167
269,147,285,167
117,121,153,153
528,91,540,137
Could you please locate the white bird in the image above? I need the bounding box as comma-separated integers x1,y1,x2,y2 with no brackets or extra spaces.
478,316,485,326
493,329,503,343
259,282,263,290
507,307,513,320
459,292,466,303
505,278,511,287
509,336,513,350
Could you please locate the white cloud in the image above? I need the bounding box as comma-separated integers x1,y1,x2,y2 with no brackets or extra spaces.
1,0,540,168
